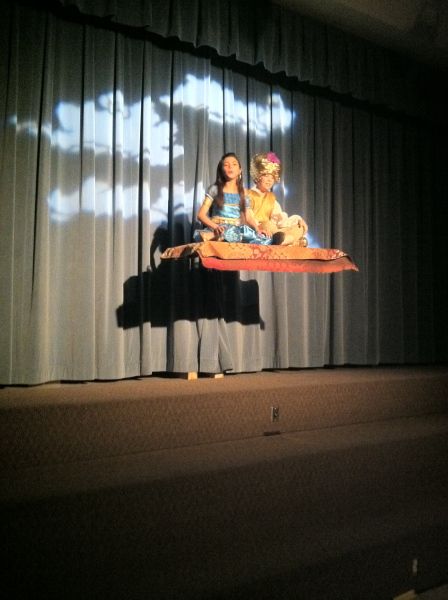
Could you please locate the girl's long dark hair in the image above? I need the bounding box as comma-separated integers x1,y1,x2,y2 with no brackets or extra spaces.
214,152,246,212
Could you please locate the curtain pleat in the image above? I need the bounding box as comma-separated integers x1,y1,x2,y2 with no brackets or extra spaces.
42,0,448,123
1,3,447,384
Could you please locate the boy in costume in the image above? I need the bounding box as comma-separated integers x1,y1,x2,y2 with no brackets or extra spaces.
247,152,308,246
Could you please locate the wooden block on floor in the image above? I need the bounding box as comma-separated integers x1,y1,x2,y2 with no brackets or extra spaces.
201,372,224,379
185,372,225,379
159,372,224,380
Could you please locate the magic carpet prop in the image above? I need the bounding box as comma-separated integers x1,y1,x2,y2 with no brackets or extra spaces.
160,241,358,273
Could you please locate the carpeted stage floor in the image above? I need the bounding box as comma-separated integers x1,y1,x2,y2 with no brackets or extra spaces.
2,365,448,599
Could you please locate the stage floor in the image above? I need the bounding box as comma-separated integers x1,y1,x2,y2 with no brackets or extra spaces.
2,364,448,471
2,365,448,599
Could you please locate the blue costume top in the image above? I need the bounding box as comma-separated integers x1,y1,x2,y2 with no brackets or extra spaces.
194,185,272,245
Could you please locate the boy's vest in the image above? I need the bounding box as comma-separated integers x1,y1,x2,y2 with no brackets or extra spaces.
247,189,276,223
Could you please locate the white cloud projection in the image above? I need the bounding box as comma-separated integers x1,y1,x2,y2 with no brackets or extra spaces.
9,74,295,224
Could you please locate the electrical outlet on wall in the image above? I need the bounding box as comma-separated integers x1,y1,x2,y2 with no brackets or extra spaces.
271,406,280,422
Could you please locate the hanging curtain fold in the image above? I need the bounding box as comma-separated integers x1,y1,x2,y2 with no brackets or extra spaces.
1,2,447,385
23,0,448,123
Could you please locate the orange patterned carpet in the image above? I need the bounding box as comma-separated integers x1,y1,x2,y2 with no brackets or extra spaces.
161,241,358,273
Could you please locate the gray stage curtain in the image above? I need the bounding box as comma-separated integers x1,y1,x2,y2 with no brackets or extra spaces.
1,3,447,384
49,0,447,123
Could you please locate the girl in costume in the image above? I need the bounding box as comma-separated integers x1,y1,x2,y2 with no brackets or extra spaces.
247,152,308,246
194,153,280,245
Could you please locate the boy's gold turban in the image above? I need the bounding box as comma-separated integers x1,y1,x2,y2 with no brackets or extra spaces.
250,151,282,183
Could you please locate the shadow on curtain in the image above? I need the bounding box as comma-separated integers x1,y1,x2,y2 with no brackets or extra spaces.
1,1,447,384
116,223,263,329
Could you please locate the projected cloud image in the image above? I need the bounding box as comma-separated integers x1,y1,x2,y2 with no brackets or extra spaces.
8,72,296,234
161,74,293,136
